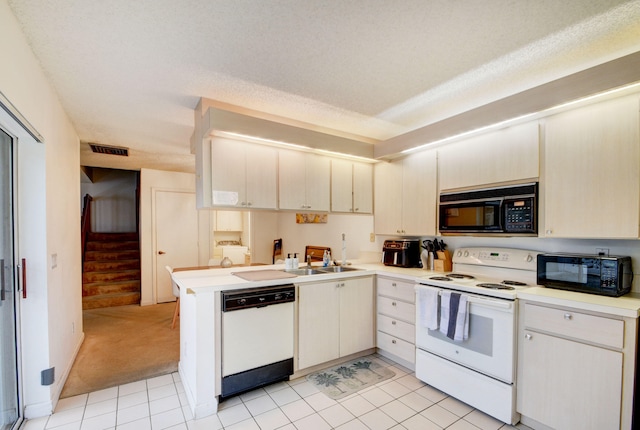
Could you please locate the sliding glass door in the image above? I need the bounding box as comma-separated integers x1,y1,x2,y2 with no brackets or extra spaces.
0,128,19,430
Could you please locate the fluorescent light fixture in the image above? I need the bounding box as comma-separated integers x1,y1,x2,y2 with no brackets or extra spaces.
214,131,308,150
214,130,377,162
401,81,640,155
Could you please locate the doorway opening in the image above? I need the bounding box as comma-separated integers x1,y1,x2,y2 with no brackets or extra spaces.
81,167,140,309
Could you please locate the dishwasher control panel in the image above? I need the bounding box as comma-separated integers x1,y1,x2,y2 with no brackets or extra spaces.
221,284,295,311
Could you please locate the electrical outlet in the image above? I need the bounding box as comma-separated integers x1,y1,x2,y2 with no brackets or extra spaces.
596,248,610,256
370,233,375,242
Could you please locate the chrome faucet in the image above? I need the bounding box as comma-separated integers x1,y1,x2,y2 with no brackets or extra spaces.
306,255,312,268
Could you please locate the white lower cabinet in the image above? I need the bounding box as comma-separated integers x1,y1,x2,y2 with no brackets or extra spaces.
517,302,629,430
375,276,416,369
297,276,375,370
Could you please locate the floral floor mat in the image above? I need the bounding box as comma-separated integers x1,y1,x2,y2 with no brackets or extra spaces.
306,357,396,400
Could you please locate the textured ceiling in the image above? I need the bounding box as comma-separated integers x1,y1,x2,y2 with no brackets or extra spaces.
7,0,640,172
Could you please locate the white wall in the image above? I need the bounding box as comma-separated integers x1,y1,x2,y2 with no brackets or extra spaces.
250,212,379,264
1,0,83,417
81,169,138,232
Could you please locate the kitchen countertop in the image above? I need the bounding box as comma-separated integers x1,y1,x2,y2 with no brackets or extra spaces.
517,286,640,318
171,262,640,318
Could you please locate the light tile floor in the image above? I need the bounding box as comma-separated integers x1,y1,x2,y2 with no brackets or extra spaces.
22,355,533,430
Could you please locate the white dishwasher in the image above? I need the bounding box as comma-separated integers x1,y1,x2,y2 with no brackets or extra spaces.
221,284,295,399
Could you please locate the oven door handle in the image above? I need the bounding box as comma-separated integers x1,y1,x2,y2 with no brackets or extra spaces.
467,295,513,310
417,284,513,310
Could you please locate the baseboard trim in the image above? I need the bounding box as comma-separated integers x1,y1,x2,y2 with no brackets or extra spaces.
50,332,86,412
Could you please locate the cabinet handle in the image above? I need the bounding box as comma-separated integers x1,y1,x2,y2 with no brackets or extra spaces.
546,229,553,235
391,320,396,325
564,313,572,320
391,283,396,287
241,202,247,206
247,202,252,207
392,301,397,306
391,339,396,344
355,208,359,212
525,333,532,340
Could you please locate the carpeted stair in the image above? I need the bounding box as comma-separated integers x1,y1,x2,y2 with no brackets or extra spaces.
83,232,141,309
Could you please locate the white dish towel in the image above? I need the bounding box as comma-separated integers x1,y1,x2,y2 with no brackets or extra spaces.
418,287,439,330
439,291,469,341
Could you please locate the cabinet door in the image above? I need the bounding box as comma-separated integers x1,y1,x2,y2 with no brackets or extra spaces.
518,330,622,430
402,150,437,236
352,162,373,214
211,139,246,207
438,122,539,191
305,154,331,211
298,282,340,370
543,95,640,238
245,144,277,209
339,277,375,357
278,150,307,210
214,210,243,231
331,158,354,213
374,161,402,234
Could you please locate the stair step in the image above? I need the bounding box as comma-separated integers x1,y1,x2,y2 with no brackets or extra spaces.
84,259,140,272
83,280,141,297
83,269,141,284
84,250,140,261
87,232,138,242
82,292,141,310
86,241,139,251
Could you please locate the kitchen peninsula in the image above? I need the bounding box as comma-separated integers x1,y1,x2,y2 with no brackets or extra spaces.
172,260,640,429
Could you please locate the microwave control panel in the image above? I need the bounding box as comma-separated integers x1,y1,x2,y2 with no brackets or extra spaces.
504,198,535,233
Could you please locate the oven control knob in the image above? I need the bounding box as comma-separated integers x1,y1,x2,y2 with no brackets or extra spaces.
456,250,463,258
463,250,469,257
526,254,534,263
237,298,247,305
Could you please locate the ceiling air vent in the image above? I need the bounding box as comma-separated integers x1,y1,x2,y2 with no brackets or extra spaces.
89,143,129,156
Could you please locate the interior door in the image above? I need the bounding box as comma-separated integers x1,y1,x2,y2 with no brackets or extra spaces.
154,190,199,303
0,128,20,430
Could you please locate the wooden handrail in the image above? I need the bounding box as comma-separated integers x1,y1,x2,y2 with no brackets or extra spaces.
81,194,93,264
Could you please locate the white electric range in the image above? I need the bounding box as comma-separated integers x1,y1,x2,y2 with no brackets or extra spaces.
414,247,539,425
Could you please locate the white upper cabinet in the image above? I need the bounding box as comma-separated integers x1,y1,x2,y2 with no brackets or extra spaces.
542,94,640,239
374,149,437,236
331,159,373,213
438,121,540,191
214,210,243,231
279,150,331,211
210,138,278,209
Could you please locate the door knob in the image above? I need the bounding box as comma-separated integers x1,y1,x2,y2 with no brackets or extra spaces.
158,251,166,255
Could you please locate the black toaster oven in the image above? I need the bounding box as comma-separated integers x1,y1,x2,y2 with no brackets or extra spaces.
382,240,420,268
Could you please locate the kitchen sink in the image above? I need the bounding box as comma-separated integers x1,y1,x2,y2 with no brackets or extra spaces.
317,266,361,273
283,268,324,276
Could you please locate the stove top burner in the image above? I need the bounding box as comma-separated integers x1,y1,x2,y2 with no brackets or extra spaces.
430,276,452,281
448,273,475,280
477,283,515,290
502,280,527,286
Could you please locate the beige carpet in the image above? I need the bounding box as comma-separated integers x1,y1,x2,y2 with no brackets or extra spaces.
61,302,180,398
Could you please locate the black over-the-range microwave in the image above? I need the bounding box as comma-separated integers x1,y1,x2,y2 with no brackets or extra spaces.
439,183,537,235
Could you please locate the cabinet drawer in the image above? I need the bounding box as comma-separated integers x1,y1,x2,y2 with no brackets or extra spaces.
377,331,415,364
524,303,624,349
377,314,415,343
377,296,415,323
377,277,415,303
